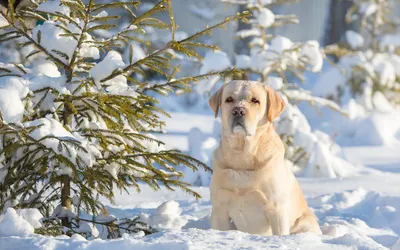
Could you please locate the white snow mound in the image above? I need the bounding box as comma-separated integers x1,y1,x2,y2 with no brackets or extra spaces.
0,208,34,237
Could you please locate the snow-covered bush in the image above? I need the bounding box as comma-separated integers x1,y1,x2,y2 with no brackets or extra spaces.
197,0,357,178
183,126,219,186
0,0,248,238
315,0,400,112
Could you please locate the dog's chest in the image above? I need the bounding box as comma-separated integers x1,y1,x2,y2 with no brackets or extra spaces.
227,188,274,235
211,168,280,235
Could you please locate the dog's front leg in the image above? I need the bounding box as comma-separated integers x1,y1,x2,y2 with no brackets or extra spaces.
210,206,232,231
268,206,290,236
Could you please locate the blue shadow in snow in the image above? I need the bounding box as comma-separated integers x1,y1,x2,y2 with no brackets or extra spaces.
367,163,400,173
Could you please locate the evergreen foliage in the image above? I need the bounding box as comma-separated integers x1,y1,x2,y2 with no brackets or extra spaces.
0,0,248,237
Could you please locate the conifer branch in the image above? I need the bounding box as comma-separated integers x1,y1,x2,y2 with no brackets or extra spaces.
100,11,250,83
165,0,176,41
0,11,69,72
130,1,166,26
141,68,241,92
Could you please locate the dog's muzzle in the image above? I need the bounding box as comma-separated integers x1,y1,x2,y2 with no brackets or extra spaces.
231,116,247,133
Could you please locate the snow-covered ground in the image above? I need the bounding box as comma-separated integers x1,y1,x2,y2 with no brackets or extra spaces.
1,112,400,249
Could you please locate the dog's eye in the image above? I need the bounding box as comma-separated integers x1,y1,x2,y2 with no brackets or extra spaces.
251,98,259,104
225,97,233,103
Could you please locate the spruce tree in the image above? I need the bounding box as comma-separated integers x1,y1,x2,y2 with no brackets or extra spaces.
0,0,248,238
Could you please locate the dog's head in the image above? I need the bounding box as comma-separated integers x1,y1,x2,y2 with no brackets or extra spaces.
208,80,285,137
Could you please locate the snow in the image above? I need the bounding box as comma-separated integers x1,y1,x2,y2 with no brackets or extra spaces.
313,52,399,109
388,55,400,77
346,30,364,49
234,54,251,69
104,163,120,179
89,51,126,88
0,229,353,250
199,50,232,75
344,112,400,146
16,209,43,229
312,66,345,97
359,2,377,16
236,28,261,39
37,0,70,16
393,239,400,250
0,86,25,123
27,74,69,113
32,59,61,77
28,74,67,93
182,127,217,186
301,40,323,72
275,102,358,178
266,76,283,90
76,221,100,239
104,75,138,97
374,61,396,88
244,35,324,75
196,51,232,94
0,15,7,28
70,233,87,242
141,133,166,153
380,34,400,49
32,21,78,63
302,135,358,178
283,89,342,112
32,20,99,65
139,201,187,230
306,88,400,148
79,34,100,60
3,176,400,249
257,7,275,28
0,68,31,122
23,118,89,171
270,36,293,54
0,208,34,237
246,0,275,4
311,187,400,248
372,92,395,113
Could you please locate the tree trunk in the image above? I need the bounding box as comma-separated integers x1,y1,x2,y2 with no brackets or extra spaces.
323,0,354,46
234,4,251,55
61,175,71,227
61,101,73,228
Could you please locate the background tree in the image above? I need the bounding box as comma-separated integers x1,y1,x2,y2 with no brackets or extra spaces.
316,0,400,110
0,0,248,238
209,0,357,178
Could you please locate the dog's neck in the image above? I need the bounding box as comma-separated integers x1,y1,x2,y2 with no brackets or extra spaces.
217,123,283,171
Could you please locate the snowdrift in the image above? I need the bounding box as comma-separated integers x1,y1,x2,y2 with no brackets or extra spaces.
1,187,400,249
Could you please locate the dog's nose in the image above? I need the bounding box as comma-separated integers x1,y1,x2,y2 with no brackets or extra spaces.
232,107,246,117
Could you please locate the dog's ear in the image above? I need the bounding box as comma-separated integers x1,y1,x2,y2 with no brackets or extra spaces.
208,86,224,118
264,85,285,122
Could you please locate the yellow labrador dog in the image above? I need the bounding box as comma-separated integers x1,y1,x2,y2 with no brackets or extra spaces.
208,80,321,236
